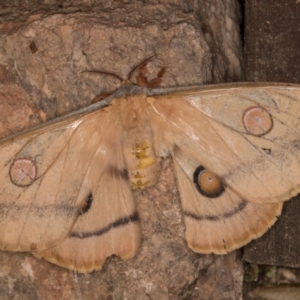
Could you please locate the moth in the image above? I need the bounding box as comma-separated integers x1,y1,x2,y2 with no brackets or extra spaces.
0,57,299,273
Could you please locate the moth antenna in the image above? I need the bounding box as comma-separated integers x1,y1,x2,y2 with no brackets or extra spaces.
128,54,156,82
82,70,124,83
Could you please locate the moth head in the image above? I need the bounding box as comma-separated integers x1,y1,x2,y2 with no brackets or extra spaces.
83,55,167,103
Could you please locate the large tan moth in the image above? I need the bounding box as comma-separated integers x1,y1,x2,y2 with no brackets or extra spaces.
0,57,299,273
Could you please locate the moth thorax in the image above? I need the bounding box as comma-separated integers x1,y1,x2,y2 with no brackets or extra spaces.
124,128,161,190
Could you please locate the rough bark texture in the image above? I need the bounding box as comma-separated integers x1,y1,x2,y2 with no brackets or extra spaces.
0,1,243,299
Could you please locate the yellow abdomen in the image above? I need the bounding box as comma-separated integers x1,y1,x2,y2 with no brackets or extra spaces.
123,129,161,190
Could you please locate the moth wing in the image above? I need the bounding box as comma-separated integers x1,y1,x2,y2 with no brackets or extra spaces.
172,146,282,254
0,115,85,252
34,151,141,273
0,104,140,265
148,84,300,204
147,84,300,253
